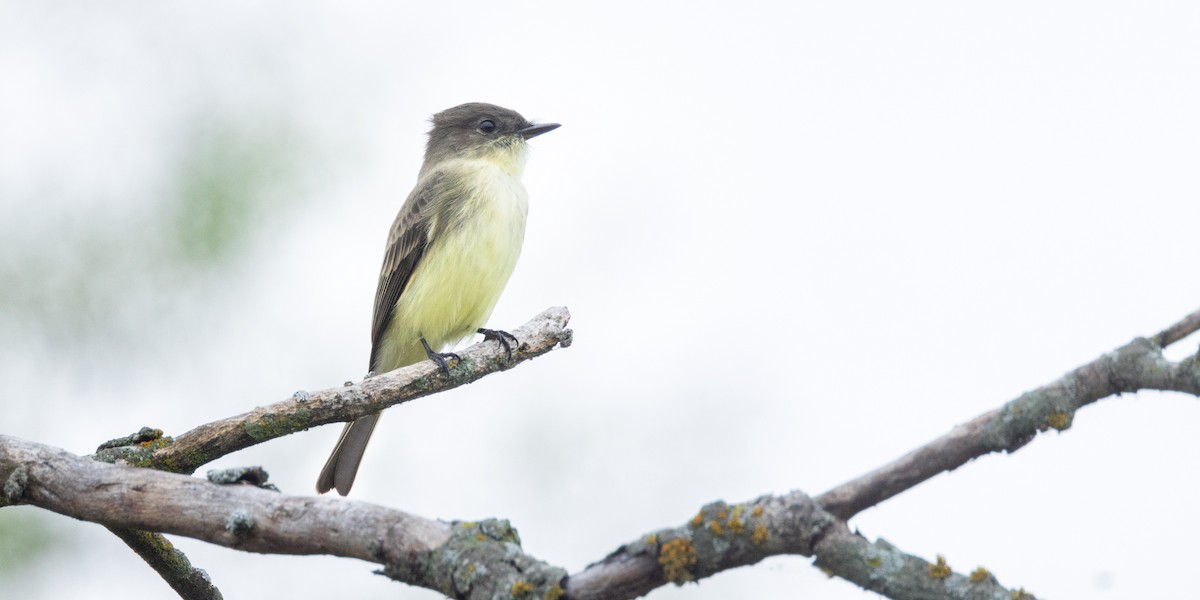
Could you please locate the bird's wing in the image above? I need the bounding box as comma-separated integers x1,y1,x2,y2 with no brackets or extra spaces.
367,171,446,371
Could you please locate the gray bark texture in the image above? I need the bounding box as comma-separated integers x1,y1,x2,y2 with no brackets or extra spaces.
2,305,1198,600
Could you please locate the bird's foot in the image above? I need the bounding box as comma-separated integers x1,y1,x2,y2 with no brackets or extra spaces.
420,337,460,378
477,328,519,360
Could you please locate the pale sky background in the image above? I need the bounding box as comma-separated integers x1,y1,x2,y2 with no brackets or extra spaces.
2,2,1199,599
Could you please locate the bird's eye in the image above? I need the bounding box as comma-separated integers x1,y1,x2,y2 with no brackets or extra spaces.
477,120,497,134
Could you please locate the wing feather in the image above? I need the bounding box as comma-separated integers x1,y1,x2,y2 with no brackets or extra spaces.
367,172,446,371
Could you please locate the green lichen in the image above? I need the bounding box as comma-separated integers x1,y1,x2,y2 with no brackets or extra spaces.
154,445,209,474
242,409,313,441
224,510,255,539
2,466,29,505
93,429,176,468
96,427,164,450
479,519,522,545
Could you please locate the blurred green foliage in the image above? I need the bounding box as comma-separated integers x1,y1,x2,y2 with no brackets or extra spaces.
0,113,312,357
169,117,307,266
0,111,321,589
0,508,65,576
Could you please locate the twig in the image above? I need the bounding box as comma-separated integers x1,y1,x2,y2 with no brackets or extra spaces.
818,312,1200,520
84,307,570,599
107,527,224,600
564,492,1030,600
93,429,224,600
140,307,572,474
564,309,1200,598
1153,306,1200,347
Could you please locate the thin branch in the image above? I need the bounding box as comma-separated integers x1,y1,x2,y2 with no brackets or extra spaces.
93,428,224,599
564,309,1200,598
106,527,224,600
564,493,1028,600
812,522,1029,600
1153,306,1200,347
816,335,1200,521
109,307,572,475
84,307,570,599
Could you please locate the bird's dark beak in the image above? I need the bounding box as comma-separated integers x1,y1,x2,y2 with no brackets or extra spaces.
518,122,560,140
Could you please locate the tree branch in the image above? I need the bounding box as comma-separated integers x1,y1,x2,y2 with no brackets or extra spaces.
3,436,450,557
817,321,1200,521
564,492,1027,600
2,435,564,600
562,307,1200,598
93,430,226,599
84,307,571,598
5,306,1197,600
106,527,224,600
3,436,1024,600
99,307,573,475
1153,306,1200,347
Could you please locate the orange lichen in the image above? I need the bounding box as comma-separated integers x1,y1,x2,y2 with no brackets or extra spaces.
725,505,745,535
750,524,768,546
511,580,533,598
658,538,698,584
1046,411,1071,430
929,555,951,580
727,517,745,535
707,520,724,537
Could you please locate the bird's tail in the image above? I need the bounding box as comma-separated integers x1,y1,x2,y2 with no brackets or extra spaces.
316,412,381,495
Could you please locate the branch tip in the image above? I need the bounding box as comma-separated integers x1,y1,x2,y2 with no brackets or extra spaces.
1153,306,1200,348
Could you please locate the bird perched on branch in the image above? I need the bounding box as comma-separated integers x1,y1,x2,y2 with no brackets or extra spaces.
317,102,559,495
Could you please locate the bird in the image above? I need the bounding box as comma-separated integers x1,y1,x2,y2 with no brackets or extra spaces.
316,102,559,495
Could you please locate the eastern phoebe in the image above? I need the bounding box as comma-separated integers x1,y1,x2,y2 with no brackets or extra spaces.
316,102,559,495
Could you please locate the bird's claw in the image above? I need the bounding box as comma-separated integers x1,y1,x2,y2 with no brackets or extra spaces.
477,328,519,360
421,337,460,378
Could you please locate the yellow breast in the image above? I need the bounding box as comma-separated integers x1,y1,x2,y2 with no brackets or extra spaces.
376,158,529,369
